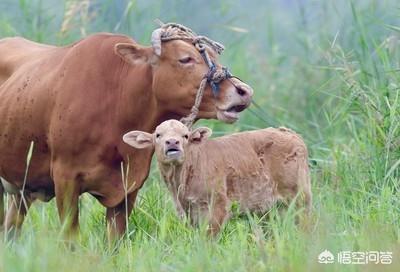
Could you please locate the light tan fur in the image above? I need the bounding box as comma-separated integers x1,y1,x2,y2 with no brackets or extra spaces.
124,120,312,235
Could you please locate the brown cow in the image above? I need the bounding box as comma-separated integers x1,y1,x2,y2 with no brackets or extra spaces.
123,120,312,235
0,25,253,238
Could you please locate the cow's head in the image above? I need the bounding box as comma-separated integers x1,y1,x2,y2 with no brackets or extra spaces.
123,120,211,165
114,25,253,123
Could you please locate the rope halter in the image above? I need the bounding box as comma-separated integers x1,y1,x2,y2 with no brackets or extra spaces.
151,22,233,128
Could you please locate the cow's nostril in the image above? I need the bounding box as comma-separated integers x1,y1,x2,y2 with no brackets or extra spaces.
166,140,170,145
176,141,180,145
236,87,247,97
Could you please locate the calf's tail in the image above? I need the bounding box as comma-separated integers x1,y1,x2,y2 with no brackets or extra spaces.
298,157,312,214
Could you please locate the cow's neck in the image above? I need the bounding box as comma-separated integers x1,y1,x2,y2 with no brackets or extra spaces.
116,64,190,134
116,63,160,133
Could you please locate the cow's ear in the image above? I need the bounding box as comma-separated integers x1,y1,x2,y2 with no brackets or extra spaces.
114,43,152,65
123,131,154,149
189,127,212,144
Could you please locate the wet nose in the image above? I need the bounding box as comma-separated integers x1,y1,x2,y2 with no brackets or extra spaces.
235,83,253,99
166,138,180,146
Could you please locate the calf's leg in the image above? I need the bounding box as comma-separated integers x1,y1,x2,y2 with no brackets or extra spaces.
207,194,230,236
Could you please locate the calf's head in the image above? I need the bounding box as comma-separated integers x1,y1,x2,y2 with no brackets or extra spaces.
123,120,211,165
114,25,254,123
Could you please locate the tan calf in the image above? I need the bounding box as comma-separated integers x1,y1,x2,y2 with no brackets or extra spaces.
123,120,312,235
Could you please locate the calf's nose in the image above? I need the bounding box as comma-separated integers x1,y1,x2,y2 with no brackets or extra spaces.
166,138,179,146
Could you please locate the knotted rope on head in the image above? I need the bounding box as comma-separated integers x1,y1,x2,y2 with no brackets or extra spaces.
151,21,232,129
151,21,225,56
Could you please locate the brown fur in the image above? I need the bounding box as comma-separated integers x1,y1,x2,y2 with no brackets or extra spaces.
0,33,253,238
124,120,312,235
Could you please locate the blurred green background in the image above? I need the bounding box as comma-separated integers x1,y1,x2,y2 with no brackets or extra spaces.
0,1,399,271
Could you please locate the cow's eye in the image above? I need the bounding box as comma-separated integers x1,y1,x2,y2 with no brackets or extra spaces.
156,133,161,138
184,134,189,139
179,57,194,64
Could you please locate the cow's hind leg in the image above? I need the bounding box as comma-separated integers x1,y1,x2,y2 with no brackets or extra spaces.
4,193,33,239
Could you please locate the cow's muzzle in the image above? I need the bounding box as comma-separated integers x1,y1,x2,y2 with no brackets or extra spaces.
216,79,253,123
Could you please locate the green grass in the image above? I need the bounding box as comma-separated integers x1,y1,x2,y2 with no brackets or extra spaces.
0,0,399,271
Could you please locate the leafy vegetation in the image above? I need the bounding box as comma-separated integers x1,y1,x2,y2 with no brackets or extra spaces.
0,0,399,271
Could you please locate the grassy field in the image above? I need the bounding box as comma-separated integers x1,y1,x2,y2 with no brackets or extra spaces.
0,0,399,271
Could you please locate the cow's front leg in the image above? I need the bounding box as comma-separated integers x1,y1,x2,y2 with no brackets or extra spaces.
53,166,80,238
106,190,138,241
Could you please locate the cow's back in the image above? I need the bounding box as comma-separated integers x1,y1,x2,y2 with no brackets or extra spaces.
0,37,56,86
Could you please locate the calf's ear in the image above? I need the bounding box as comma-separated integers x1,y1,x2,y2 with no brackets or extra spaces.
123,131,154,149
190,127,212,144
114,43,153,65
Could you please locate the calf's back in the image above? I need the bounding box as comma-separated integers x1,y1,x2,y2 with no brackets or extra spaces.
182,127,311,215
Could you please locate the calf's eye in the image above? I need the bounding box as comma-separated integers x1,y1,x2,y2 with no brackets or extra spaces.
184,135,189,139
156,133,161,138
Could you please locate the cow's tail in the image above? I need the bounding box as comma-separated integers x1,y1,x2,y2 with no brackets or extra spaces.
298,154,312,214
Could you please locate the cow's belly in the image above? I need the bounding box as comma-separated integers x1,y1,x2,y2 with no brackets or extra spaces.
85,156,153,208
0,119,52,191
0,136,54,200
0,115,52,183
1,176,54,202
0,121,55,202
